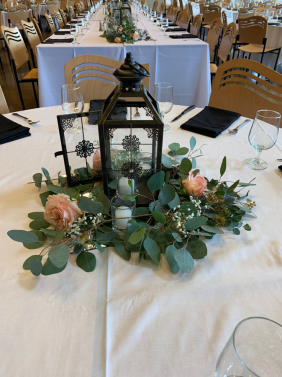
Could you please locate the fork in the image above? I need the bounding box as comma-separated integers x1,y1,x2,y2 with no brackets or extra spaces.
228,119,251,134
12,113,39,125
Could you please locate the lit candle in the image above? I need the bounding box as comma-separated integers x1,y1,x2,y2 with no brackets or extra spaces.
118,177,132,195
115,206,132,230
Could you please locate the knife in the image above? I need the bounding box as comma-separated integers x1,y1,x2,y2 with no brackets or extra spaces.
171,105,196,122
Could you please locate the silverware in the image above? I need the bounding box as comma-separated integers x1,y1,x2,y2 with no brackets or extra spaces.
134,107,141,118
171,105,196,122
228,119,251,134
12,112,39,125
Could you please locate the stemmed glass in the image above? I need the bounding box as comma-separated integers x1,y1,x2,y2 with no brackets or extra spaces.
154,82,173,131
61,84,84,134
70,24,80,44
243,109,280,170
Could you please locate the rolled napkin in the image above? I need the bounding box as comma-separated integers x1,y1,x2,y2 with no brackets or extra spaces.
180,106,241,138
169,34,198,39
88,99,128,125
0,114,31,144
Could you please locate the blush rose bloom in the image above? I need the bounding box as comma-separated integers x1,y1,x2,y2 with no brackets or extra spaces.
131,32,139,40
182,171,207,197
44,194,83,230
93,149,101,171
118,26,123,33
115,37,121,43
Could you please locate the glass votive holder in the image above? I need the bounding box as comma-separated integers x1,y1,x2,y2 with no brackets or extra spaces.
111,195,136,232
137,152,152,174
116,176,136,196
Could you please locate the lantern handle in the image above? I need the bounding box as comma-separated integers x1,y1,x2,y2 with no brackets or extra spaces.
128,61,150,77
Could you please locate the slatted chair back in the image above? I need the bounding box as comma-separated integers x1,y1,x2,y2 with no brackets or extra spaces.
191,2,200,16
32,16,43,42
167,6,178,22
68,5,76,18
46,0,59,15
276,3,282,9
159,1,165,14
59,8,68,24
60,0,68,9
238,7,255,17
203,5,221,23
32,3,39,19
237,15,267,44
190,14,202,35
209,58,282,120
0,85,9,114
44,12,56,33
152,0,158,11
7,4,29,27
206,17,223,53
64,55,150,103
21,20,40,63
176,9,190,29
222,9,233,29
217,21,236,62
54,10,64,27
1,25,29,69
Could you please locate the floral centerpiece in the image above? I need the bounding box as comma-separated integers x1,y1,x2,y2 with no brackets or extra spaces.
8,137,256,277
101,19,152,43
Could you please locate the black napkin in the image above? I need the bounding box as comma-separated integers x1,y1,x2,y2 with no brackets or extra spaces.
268,22,281,26
88,99,127,125
279,165,282,172
166,27,187,32
54,30,72,35
169,34,198,39
61,24,73,29
43,38,74,44
180,106,241,138
0,114,31,144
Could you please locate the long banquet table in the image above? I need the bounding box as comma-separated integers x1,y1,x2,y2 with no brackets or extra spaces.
37,8,211,108
1,104,282,377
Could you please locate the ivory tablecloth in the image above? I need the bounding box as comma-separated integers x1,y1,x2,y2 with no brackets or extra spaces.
36,9,211,108
0,104,282,377
0,8,33,26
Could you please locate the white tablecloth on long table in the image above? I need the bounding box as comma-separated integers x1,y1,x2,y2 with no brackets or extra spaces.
1,104,282,377
0,9,33,27
37,9,211,108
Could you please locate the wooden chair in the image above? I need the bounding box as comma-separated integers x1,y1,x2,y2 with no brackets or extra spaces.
210,22,236,75
32,16,43,42
167,6,178,22
64,55,150,103
46,0,59,15
206,17,223,61
68,5,76,18
190,14,202,36
0,85,9,114
7,4,29,29
209,58,282,119
4,1,18,7
21,20,40,68
176,9,190,29
59,8,68,24
238,8,255,17
1,25,38,109
203,5,221,25
254,7,268,16
45,12,56,33
60,0,68,10
159,1,165,14
235,16,281,70
54,10,64,28
152,0,158,11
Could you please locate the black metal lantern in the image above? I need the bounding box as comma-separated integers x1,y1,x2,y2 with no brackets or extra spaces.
98,52,164,206
56,111,103,187
113,0,131,25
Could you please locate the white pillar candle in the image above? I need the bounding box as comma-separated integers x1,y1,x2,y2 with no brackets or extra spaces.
142,163,151,170
115,206,132,230
118,177,132,195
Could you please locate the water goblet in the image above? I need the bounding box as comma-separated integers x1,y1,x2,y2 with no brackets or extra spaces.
61,84,84,134
243,109,280,170
70,24,79,44
154,82,173,131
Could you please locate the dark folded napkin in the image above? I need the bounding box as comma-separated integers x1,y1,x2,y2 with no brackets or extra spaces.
169,34,198,39
70,20,82,24
43,38,74,44
268,22,281,26
54,30,72,35
61,24,73,29
0,114,31,144
88,99,127,125
166,27,187,32
168,22,177,26
279,165,282,172
180,106,241,138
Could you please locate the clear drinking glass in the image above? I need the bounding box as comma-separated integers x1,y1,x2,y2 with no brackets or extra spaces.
215,317,282,377
61,84,84,134
243,110,280,170
154,82,173,131
70,24,80,44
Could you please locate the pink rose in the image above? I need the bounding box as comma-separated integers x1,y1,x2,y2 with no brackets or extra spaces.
182,171,207,197
114,36,121,43
93,149,101,171
44,193,83,230
131,31,138,40
118,26,123,33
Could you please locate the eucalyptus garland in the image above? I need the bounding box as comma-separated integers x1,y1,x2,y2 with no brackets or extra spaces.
7,137,256,277
100,19,152,43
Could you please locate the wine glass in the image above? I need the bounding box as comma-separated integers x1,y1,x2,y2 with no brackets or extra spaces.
61,84,84,134
154,82,173,131
215,317,282,377
70,24,80,44
243,109,280,170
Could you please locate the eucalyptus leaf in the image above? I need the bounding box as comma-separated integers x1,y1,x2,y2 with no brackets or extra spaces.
176,147,189,156
187,239,207,259
64,188,78,198
73,243,84,255
28,212,45,220
172,233,182,242
108,179,118,189
77,196,103,214
165,245,180,273
39,191,53,207
23,255,42,270
95,231,117,243
174,247,194,273
30,258,43,276
152,211,166,224
94,242,105,253
53,228,65,243
220,156,227,177
147,171,165,193
168,142,180,151
180,202,197,216
233,228,240,235
128,227,145,245
149,200,163,213
49,243,70,268
144,237,160,264
76,251,96,272
227,180,240,194
123,195,136,202
8,230,39,243
41,228,57,237
29,219,50,230
42,258,67,275
46,184,65,194
243,224,251,231
190,136,196,151
115,241,131,261
184,217,208,231
162,154,173,168
96,192,110,214
192,157,196,168
33,173,42,188
158,184,175,205
179,158,192,174
135,207,150,216
23,241,43,249
41,167,51,180
168,192,180,209
201,225,224,234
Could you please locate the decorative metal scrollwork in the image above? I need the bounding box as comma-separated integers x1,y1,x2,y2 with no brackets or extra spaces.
121,161,142,179
62,118,75,131
143,128,159,140
121,135,141,151
75,140,94,158
70,174,81,185
104,128,117,140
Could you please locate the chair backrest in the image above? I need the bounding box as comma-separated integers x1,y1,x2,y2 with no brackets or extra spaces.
46,0,59,14
1,25,29,69
209,58,282,119
54,10,64,27
222,8,233,26
238,7,255,17
159,1,165,14
190,14,202,35
176,9,190,29
191,2,200,16
68,5,75,18
44,12,56,33
21,20,40,59
59,8,68,24
217,21,236,62
5,1,18,7
60,0,68,9
32,16,43,42
64,55,150,103
203,5,221,23
254,6,268,15
206,17,223,53
8,4,28,26
152,0,158,11
0,85,9,114
237,16,267,44
167,6,178,22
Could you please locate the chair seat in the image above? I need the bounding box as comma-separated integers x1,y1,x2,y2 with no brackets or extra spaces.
239,44,278,54
203,24,211,29
210,63,218,74
22,68,38,80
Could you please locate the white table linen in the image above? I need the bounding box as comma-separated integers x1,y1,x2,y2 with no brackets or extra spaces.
0,104,282,377
0,9,33,27
36,9,211,108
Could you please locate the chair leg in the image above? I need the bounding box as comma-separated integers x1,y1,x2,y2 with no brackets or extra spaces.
274,48,281,71
32,81,39,107
12,60,25,110
260,51,264,64
0,56,3,71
